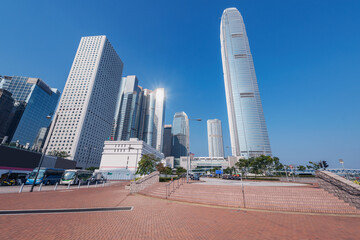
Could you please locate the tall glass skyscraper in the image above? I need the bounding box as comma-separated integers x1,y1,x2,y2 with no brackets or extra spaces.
0,75,60,147
172,112,189,158
220,8,271,158
111,75,143,141
143,88,165,152
162,124,173,157
111,76,166,153
207,119,224,158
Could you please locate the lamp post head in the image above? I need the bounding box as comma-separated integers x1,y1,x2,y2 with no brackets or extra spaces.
339,159,344,164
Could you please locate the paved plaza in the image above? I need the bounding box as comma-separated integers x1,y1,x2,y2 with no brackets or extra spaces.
0,181,359,240
197,177,308,186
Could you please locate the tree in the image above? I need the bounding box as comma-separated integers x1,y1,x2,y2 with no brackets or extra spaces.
308,161,320,170
86,167,98,171
236,158,251,175
223,167,232,174
297,165,306,172
48,150,71,158
136,154,159,175
237,155,284,176
176,167,187,176
156,163,172,175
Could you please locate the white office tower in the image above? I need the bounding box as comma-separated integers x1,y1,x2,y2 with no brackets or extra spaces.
45,36,124,168
143,88,165,152
207,119,224,158
220,8,271,158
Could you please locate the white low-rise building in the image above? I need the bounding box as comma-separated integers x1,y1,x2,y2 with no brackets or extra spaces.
99,138,164,173
179,156,242,171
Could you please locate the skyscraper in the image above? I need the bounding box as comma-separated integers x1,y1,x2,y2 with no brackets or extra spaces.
111,77,166,153
111,75,143,141
142,88,165,152
207,119,224,157
172,112,189,159
162,124,173,157
44,35,124,168
0,75,60,147
0,89,14,140
220,8,271,158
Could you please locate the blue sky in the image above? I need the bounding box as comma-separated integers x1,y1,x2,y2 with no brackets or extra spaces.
1,0,360,168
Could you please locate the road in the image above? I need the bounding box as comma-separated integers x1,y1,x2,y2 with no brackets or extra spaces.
0,181,118,194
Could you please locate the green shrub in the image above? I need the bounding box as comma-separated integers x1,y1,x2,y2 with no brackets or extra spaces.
159,177,179,182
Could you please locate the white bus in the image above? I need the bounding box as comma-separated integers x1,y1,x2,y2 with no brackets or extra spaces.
60,170,93,185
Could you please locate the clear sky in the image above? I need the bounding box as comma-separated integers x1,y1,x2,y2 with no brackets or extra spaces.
1,0,360,168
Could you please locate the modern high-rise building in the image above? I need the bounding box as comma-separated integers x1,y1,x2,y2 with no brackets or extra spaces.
172,112,189,159
220,8,271,158
162,124,173,157
110,76,165,153
142,88,165,152
207,119,224,158
44,35,124,168
0,75,60,147
0,89,14,140
111,75,143,141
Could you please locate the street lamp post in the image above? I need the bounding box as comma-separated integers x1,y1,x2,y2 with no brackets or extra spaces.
339,159,348,180
186,118,202,183
30,113,56,192
129,146,140,180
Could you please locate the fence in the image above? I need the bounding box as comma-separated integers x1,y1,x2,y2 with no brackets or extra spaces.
17,180,110,193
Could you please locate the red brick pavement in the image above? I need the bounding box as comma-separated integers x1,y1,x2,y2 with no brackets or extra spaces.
0,182,359,240
141,182,360,214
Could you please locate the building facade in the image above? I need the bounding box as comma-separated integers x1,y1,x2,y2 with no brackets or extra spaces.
44,35,124,168
162,124,173,157
207,119,224,157
220,8,271,158
99,138,164,173
110,75,165,153
111,75,143,141
143,88,165,152
0,89,14,140
179,156,236,171
172,112,189,159
0,75,60,147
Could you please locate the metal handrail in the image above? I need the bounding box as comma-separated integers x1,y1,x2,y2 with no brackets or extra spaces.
166,177,184,199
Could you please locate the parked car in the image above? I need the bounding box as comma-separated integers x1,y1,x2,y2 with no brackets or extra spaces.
190,173,200,181
1,172,28,186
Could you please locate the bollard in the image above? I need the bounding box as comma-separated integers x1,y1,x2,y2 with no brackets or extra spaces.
67,183,71,189
102,181,105,187
87,181,90,188
54,182,58,191
38,182,43,192
95,181,98,188
19,183,25,193
78,181,81,189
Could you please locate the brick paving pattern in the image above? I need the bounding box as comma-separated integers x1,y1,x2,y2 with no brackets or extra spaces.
0,182,359,239
141,181,360,214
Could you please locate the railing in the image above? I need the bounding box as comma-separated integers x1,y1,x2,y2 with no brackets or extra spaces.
166,176,186,199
